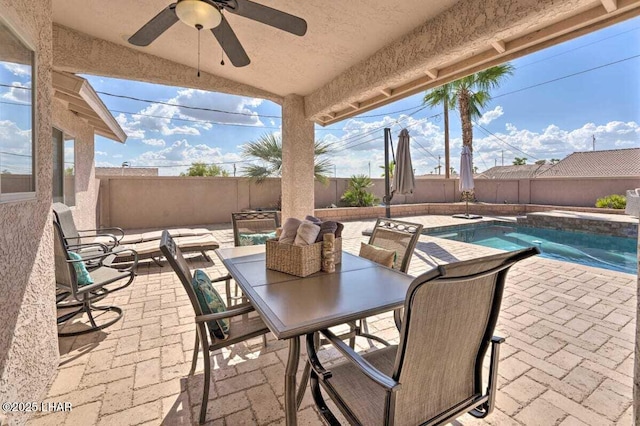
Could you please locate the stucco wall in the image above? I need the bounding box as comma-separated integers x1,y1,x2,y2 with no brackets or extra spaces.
96,167,158,177
53,98,97,229
97,175,640,229
0,1,58,425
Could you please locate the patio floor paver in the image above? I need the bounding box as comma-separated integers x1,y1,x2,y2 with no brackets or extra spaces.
32,215,637,425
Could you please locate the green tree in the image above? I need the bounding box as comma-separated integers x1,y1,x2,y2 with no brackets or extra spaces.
513,157,527,165
341,175,379,207
379,161,395,178
180,162,229,177
535,159,546,165
550,158,560,164
423,83,455,178
452,64,514,152
241,133,332,184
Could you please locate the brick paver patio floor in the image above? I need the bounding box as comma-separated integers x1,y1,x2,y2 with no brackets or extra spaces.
32,215,637,425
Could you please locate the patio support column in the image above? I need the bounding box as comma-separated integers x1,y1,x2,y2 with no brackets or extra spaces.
281,94,315,221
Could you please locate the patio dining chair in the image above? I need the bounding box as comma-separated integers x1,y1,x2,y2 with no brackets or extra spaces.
159,231,270,425
54,220,138,336
355,218,423,342
227,211,280,305
307,247,539,426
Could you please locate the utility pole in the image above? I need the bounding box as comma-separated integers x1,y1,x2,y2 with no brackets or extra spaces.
495,158,497,167
501,150,504,166
438,156,441,175
334,164,337,178
368,162,371,177
592,134,596,151
233,163,236,177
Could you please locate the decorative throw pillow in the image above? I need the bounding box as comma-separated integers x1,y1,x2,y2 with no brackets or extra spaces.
294,221,321,246
67,251,94,286
359,242,396,268
192,270,230,340
279,218,302,244
335,222,345,238
239,231,277,246
315,221,339,243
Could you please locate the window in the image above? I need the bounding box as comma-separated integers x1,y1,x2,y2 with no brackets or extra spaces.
0,16,36,201
52,128,75,206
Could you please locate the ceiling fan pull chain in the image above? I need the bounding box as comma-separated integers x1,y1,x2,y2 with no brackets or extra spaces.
196,24,203,77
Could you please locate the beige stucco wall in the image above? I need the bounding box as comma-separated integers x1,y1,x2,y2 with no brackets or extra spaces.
96,167,158,177
52,98,97,229
97,175,640,229
0,1,58,425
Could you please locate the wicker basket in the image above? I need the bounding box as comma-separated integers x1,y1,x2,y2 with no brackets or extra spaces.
266,239,322,277
334,237,342,264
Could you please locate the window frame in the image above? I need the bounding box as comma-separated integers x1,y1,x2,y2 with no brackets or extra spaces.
52,127,76,207
0,13,37,204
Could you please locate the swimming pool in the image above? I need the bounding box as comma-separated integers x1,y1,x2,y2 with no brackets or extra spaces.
426,223,637,275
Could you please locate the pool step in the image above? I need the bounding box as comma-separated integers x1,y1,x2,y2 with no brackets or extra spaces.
517,210,638,238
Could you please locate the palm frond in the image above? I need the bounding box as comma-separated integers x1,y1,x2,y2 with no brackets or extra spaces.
241,164,273,183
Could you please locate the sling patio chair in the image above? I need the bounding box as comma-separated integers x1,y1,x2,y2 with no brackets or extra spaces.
159,231,269,425
353,218,423,344
54,220,138,337
306,247,539,426
226,211,280,306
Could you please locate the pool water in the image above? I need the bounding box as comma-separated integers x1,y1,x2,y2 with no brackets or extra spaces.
426,224,637,275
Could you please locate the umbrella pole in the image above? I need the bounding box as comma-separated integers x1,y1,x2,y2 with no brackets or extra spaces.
384,128,391,219
465,196,469,218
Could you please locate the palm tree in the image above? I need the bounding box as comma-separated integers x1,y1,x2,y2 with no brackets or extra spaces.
423,83,455,178
452,64,514,153
241,133,333,184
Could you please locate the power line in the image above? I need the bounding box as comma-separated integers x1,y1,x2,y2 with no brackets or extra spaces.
473,121,539,160
96,90,282,119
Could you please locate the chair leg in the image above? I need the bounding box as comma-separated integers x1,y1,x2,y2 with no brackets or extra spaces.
57,296,123,337
199,330,211,425
262,333,267,347
225,279,232,307
310,371,341,426
190,332,200,375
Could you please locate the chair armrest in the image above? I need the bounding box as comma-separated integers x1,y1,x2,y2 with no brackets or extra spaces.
209,274,232,283
78,227,125,241
194,303,255,323
67,242,110,253
65,233,119,247
319,328,401,391
306,333,332,380
66,248,137,264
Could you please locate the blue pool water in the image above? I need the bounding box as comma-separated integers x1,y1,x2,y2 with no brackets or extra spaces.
426,224,637,275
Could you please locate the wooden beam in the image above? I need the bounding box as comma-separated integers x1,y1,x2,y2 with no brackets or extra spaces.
349,102,360,110
425,69,439,79
380,88,392,97
491,40,507,53
601,0,618,12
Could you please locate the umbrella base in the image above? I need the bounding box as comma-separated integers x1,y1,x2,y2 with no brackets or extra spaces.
452,213,483,220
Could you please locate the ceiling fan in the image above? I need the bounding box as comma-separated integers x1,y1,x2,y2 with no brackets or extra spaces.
128,0,307,68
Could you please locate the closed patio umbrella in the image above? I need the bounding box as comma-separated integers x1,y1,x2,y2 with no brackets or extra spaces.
453,145,482,219
392,128,415,196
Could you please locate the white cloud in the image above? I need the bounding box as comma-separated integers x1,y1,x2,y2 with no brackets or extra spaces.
0,119,32,173
142,138,166,147
1,81,31,104
95,151,108,156
130,139,243,175
110,89,265,141
477,106,504,125
113,154,123,159
2,63,31,77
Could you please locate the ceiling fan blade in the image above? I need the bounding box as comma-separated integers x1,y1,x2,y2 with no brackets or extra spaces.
211,16,250,67
226,0,307,36
128,4,179,46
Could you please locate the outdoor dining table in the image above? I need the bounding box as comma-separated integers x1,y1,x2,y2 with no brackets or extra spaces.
215,244,415,426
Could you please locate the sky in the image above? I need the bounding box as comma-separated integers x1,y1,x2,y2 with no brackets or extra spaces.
1,15,639,177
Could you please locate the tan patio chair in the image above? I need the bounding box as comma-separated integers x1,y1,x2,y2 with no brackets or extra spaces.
355,218,423,342
53,202,124,248
227,211,280,305
159,231,269,425
306,247,539,426
54,220,138,336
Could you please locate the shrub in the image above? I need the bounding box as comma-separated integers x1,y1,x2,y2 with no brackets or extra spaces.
595,194,627,209
341,175,379,207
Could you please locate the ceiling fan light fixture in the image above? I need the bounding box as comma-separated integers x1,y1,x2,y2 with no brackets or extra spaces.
175,0,222,29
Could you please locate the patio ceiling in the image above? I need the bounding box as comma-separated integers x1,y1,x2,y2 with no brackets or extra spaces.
52,0,640,125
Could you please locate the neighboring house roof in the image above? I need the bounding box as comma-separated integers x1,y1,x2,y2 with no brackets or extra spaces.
477,164,552,179
538,148,640,177
52,71,126,143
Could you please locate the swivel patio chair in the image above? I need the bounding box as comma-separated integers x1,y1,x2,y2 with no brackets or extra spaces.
54,220,138,336
307,247,539,426
355,218,423,342
159,231,270,425
53,202,124,249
